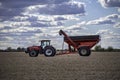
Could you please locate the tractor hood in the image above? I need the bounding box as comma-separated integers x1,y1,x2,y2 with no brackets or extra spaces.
25,46,41,53
26,45,39,48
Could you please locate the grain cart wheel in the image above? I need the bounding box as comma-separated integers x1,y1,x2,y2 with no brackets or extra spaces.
78,46,91,56
29,50,38,57
44,46,56,57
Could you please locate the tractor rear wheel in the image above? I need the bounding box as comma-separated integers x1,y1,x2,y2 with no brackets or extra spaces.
44,46,56,57
29,50,38,57
78,46,91,56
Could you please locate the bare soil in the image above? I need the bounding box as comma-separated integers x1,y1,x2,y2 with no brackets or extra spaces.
0,52,120,80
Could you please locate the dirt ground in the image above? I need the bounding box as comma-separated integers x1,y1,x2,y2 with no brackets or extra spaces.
0,52,120,80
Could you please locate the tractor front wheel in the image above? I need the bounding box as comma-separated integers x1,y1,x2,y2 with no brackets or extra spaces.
29,50,38,57
78,46,91,56
44,46,56,57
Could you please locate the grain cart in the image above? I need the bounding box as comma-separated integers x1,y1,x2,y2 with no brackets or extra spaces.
25,40,56,57
59,30,100,56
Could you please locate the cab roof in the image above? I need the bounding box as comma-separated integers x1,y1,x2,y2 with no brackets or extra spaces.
39,40,51,42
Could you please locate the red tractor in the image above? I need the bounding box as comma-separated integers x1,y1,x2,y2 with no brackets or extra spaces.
25,40,56,57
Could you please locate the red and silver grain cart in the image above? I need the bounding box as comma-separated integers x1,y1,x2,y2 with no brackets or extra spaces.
59,30,100,56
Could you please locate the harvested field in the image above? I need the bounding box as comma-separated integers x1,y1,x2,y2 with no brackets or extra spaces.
0,52,120,80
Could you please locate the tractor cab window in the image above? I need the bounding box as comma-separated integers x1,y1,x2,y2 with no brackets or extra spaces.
41,40,50,49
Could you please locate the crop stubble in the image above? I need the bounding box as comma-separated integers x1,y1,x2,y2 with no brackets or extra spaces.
0,52,120,80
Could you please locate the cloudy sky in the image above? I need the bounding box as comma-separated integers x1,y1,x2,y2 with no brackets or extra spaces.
0,0,120,49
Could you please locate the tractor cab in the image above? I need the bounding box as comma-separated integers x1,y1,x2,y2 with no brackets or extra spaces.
40,40,51,49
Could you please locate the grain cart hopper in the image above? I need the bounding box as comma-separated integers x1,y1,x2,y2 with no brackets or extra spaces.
59,30,100,56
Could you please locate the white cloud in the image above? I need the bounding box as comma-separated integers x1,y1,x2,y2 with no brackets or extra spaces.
96,29,109,34
0,26,42,33
96,29,120,40
1,21,31,28
106,14,120,19
0,0,84,21
12,16,28,21
98,0,108,8
114,22,120,28
1,0,69,8
96,29,120,48
0,36,14,41
87,18,114,25
22,13,79,22
0,0,120,49
0,0,84,51
0,22,5,29
87,14,119,25
65,21,87,30
98,0,120,8
53,15,80,21
98,0,120,13
118,8,120,13
49,21,64,26
10,14,79,28
24,1,85,15
10,21,31,27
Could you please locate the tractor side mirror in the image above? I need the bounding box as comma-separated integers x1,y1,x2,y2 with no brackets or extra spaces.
59,30,62,35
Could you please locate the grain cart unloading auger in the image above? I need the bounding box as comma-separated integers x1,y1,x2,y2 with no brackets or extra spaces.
25,29,100,57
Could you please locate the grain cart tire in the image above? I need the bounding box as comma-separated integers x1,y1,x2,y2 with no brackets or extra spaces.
78,46,91,56
44,46,56,57
29,50,38,57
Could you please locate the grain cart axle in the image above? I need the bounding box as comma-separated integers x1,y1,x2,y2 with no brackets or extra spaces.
59,30,100,56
